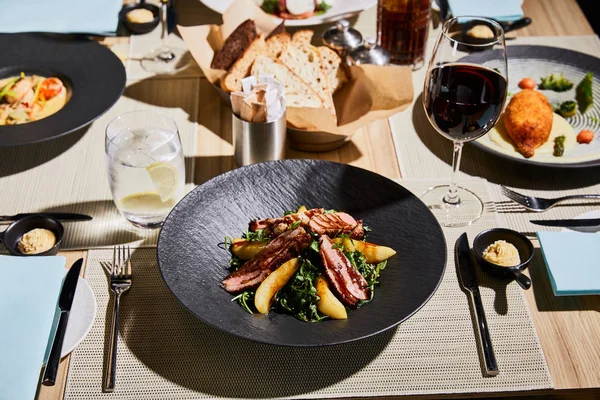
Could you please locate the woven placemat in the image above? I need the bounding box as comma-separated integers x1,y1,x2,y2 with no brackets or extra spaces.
0,82,198,250
63,179,552,399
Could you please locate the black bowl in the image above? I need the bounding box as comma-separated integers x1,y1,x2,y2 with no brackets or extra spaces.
473,228,534,289
0,215,64,256
120,3,160,35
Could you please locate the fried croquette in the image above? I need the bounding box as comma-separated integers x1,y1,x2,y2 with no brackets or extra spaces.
504,89,554,158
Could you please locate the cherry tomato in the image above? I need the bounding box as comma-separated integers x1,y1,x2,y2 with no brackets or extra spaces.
518,78,536,90
39,78,63,99
577,129,594,144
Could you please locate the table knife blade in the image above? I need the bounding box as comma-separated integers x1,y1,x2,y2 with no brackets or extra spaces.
0,213,92,223
456,233,499,377
42,258,84,386
530,218,600,227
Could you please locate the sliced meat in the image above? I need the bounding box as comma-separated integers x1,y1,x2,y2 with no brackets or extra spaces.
249,208,323,236
222,227,312,293
309,212,360,238
318,235,370,306
349,220,364,240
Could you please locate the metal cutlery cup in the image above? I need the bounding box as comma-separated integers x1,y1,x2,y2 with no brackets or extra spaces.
500,186,600,212
103,245,132,392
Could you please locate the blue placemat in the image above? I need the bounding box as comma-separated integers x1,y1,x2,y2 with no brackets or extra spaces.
0,0,122,35
447,0,524,22
0,255,66,400
538,231,600,296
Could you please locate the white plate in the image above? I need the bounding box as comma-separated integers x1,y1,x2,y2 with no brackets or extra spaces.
61,276,96,357
43,274,97,361
200,0,377,26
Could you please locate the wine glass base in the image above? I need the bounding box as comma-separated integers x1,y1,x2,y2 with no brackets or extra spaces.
141,47,191,74
420,185,484,227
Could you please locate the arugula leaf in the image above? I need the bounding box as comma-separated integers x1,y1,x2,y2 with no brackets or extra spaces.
243,229,267,242
276,258,327,322
231,291,255,314
309,240,320,253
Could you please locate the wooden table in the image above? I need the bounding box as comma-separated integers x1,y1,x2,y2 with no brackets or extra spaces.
39,0,600,399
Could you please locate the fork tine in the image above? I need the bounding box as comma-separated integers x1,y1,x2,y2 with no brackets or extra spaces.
112,246,117,276
126,246,132,276
117,245,123,277
501,186,526,204
121,245,127,277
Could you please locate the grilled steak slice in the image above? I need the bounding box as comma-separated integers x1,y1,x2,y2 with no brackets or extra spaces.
222,227,312,293
318,235,370,306
249,208,323,237
309,212,362,238
349,220,364,240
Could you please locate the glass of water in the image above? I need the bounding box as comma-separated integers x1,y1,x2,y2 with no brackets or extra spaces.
105,110,185,229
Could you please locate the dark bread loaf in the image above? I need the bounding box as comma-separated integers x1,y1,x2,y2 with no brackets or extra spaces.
211,19,257,70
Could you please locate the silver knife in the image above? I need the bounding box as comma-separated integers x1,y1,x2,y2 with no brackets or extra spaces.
0,213,92,223
42,258,84,386
531,218,600,227
456,233,499,377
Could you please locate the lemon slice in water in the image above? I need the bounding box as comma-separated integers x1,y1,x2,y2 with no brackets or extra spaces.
146,162,179,202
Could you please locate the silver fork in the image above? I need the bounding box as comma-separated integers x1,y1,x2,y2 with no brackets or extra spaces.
103,246,132,392
500,185,600,212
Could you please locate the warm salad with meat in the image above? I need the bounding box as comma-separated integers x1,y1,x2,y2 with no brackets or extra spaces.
222,206,396,322
0,73,67,125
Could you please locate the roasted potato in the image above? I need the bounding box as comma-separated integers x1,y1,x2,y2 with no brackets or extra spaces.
254,258,300,314
332,237,396,264
230,238,268,260
315,275,347,319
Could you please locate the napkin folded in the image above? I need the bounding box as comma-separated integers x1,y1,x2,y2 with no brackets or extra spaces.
0,255,66,400
0,0,122,35
447,0,524,22
538,232,600,296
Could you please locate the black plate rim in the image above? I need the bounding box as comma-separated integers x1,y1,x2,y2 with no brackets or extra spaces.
465,45,600,169
156,159,447,347
0,33,126,147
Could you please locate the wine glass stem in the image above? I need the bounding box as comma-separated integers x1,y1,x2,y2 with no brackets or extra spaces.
444,141,463,205
160,1,168,46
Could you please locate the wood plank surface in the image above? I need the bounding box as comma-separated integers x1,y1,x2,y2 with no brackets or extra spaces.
37,0,599,399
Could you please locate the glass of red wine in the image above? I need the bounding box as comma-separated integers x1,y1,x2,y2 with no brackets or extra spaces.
422,16,507,227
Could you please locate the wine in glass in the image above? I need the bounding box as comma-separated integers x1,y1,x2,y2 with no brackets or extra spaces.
422,16,508,227
141,0,191,74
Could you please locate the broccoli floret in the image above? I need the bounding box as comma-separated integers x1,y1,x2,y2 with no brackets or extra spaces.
576,72,593,114
555,100,578,118
539,73,574,92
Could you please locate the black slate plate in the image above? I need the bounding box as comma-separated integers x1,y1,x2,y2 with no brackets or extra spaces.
464,45,600,168
157,160,447,347
0,34,125,146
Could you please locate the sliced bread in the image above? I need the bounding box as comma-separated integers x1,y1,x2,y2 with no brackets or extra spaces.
221,34,267,92
317,46,348,93
279,41,335,115
211,19,257,70
251,55,323,108
266,33,291,58
291,30,314,46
